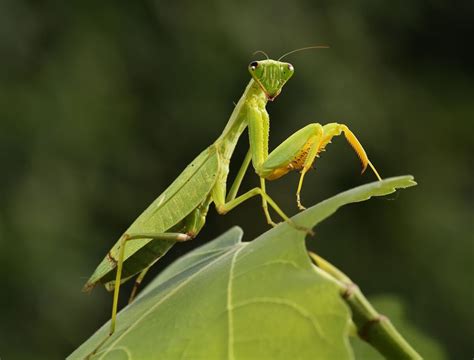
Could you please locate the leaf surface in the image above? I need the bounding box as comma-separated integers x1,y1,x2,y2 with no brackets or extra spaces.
70,176,416,360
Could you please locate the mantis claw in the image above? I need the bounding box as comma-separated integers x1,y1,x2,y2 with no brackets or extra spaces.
268,220,279,227
297,223,315,236
296,194,307,210
265,217,313,236
286,219,314,236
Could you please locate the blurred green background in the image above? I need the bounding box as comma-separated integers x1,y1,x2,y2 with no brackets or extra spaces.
0,1,472,359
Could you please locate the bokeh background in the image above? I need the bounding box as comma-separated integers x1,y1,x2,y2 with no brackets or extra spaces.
0,1,472,359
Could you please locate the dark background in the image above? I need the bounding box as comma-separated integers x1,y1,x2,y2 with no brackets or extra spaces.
0,1,472,359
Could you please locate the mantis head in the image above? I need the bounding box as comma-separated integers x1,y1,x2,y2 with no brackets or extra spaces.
248,60,294,101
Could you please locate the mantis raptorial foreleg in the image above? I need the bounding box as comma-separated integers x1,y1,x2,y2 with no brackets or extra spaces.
294,123,381,209
248,114,382,210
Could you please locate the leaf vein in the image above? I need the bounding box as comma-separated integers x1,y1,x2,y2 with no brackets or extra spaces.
232,297,325,339
226,245,244,360
99,243,245,359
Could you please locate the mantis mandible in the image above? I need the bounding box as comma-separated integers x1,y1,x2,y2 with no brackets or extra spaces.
83,50,382,355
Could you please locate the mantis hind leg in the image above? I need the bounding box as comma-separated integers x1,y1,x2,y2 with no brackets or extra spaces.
109,233,193,335
215,184,310,233
128,266,151,304
87,232,192,358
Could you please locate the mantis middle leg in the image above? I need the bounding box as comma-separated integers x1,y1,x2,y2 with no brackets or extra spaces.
213,149,304,229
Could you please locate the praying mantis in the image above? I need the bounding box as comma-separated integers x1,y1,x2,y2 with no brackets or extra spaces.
83,49,382,355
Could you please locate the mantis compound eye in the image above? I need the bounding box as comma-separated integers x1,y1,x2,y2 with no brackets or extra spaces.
287,63,294,71
249,61,259,71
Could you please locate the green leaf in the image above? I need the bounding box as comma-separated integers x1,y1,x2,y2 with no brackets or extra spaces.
69,176,416,359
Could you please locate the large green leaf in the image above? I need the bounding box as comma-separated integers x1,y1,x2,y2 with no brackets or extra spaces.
69,176,416,359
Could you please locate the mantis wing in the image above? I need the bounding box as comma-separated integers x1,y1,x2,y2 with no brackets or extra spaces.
83,145,220,291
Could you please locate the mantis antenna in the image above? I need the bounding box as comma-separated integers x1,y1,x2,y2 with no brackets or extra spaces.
278,45,330,61
252,50,270,60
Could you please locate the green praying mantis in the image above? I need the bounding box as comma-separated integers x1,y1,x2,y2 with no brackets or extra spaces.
83,48,382,355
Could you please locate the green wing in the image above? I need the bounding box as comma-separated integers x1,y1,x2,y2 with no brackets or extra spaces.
83,145,220,291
